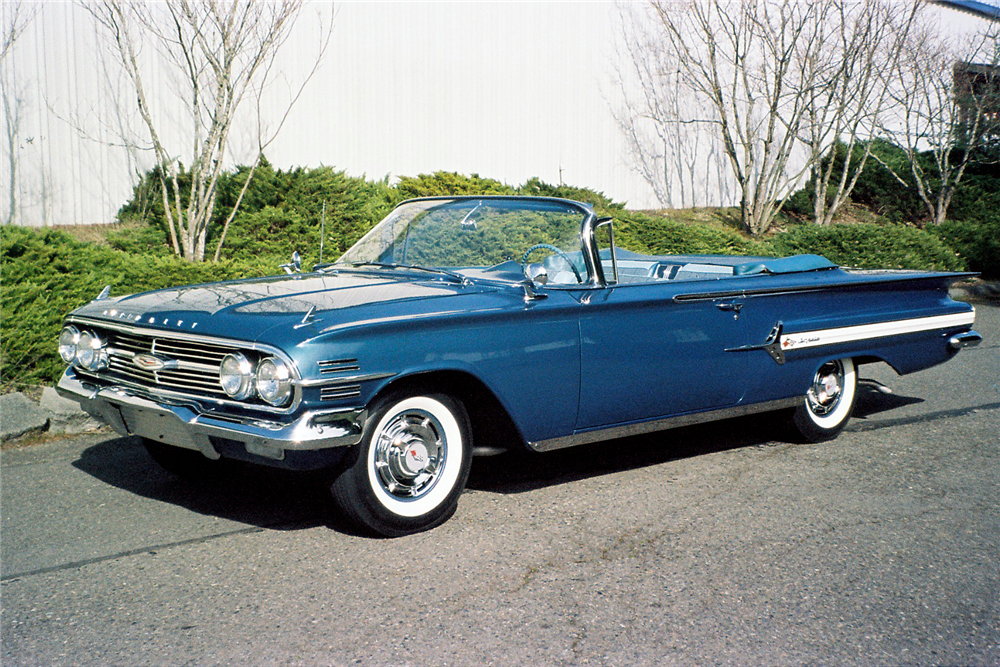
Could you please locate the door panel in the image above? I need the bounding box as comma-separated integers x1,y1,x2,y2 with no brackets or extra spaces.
577,286,749,430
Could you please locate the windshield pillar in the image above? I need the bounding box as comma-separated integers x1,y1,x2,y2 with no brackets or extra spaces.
579,211,603,287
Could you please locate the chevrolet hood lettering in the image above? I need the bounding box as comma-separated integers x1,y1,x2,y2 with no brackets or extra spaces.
72,272,490,340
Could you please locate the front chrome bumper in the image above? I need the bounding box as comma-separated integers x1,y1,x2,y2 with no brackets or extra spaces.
57,371,366,462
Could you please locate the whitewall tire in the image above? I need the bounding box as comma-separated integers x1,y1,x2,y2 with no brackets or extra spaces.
330,392,472,536
791,357,857,442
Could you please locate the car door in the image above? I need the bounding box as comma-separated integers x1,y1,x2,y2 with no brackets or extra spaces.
576,283,750,431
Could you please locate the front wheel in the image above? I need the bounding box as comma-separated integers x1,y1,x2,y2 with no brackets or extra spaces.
330,392,472,537
791,358,857,442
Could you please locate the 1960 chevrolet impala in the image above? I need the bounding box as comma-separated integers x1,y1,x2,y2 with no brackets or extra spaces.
57,196,981,535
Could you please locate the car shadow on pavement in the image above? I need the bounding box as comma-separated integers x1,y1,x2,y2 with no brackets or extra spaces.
467,412,784,495
71,435,353,533
70,386,924,530
851,384,924,419
467,385,925,495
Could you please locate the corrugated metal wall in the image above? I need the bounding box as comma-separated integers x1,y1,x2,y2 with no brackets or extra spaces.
1,2,660,228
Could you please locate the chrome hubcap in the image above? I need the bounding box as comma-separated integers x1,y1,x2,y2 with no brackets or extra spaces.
807,361,844,416
373,409,445,499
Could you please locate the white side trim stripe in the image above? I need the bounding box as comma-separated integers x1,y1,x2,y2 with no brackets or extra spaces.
780,310,976,351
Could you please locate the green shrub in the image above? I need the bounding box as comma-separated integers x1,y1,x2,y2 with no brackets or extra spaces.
395,172,515,199
111,161,397,263
614,210,770,256
770,223,965,271
517,177,624,212
933,215,1000,279
0,227,276,390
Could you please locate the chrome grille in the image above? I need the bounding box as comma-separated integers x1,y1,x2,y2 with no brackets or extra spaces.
93,328,242,398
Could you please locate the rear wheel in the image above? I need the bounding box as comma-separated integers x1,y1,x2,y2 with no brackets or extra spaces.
330,392,472,537
791,358,857,442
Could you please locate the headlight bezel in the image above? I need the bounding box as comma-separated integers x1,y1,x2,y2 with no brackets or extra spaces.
255,357,293,407
59,325,81,364
75,330,108,371
219,352,256,400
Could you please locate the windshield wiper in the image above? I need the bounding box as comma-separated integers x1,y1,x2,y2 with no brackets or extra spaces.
334,262,472,285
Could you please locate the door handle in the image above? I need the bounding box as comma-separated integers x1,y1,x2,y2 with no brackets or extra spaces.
716,301,743,313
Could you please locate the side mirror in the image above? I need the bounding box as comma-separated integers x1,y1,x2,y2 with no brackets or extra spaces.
281,251,302,275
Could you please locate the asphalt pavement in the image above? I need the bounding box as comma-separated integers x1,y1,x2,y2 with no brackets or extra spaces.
2,305,998,666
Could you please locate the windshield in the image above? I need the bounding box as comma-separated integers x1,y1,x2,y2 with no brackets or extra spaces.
336,198,590,284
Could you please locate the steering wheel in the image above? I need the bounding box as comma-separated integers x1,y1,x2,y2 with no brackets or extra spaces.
520,244,583,283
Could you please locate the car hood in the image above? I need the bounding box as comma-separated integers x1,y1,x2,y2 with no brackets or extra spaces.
70,271,504,341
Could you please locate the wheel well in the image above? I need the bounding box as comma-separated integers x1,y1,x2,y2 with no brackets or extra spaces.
852,355,901,374
371,371,526,453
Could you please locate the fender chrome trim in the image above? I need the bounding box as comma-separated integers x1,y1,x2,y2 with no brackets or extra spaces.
528,397,801,452
779,311,976,351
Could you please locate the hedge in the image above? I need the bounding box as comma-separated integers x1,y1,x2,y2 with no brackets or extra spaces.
1,207,974,391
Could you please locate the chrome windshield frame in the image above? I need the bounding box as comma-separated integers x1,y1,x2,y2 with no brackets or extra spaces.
338,195,601,287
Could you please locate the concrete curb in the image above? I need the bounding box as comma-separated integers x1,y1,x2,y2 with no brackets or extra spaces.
1,390,105,443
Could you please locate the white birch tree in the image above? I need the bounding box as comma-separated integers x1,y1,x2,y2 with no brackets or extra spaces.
616,0,834,235
1,1,37,226
797,0,920,226
85,1,330,261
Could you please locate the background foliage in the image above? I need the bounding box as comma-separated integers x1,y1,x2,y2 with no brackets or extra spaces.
2,154,995,391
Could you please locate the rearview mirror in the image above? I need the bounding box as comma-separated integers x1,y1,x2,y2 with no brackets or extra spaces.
525,263,548,285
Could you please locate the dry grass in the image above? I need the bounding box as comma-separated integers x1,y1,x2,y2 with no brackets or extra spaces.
51,219,144,246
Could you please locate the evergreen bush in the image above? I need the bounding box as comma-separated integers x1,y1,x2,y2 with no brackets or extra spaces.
770,223,965,271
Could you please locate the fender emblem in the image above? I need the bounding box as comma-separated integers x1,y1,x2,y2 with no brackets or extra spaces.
133,354,178,371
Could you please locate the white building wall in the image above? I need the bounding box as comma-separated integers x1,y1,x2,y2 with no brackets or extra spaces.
0,2,985,227
2,1,660,228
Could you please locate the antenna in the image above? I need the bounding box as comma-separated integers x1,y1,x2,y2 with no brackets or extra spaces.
319,201,327,265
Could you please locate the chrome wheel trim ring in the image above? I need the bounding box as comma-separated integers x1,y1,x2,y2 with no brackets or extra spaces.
806,360,845,417
365,396,465,518
802,358,856,429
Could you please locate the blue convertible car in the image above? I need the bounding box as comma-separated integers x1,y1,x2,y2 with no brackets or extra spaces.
57,196,981,535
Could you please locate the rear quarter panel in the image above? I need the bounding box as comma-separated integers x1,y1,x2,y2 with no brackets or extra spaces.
739,272,975,404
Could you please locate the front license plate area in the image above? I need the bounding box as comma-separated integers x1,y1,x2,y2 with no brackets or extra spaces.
118,404,200,451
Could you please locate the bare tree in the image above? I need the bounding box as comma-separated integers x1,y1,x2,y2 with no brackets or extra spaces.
612,6,733,210
878,23,999,226
617,1,836,236
85,1,330,261
797,0,920,226
1,1,37,226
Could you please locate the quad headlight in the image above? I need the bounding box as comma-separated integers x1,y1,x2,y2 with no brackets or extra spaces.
219,353,293,406
255,357,292,406
76,330,107,370
59,326,81,363
219,352,255,400
58,325,107,370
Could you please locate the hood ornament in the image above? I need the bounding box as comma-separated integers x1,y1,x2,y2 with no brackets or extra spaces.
294,305,318,329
